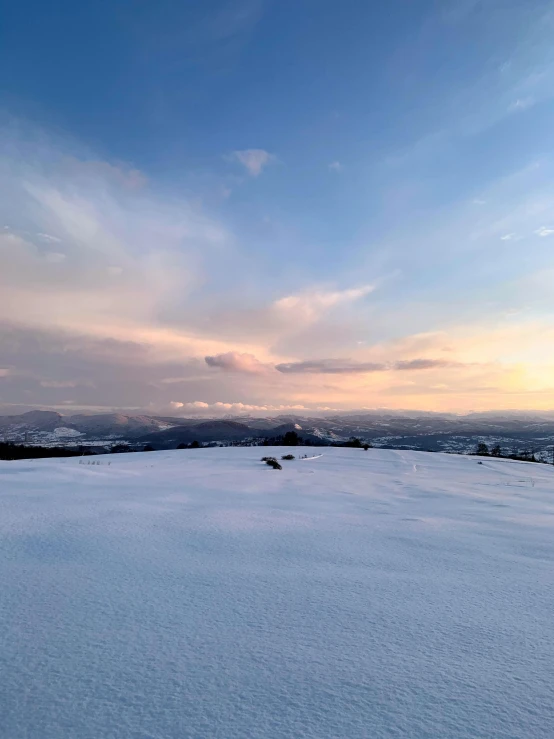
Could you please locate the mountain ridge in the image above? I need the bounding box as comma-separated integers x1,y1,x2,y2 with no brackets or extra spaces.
1,409,554,458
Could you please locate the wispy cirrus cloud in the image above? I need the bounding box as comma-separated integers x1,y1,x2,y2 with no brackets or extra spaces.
508,97,535,113
125,0,265,69
61,157,148,189
272,284,374,324
36,232,62,243
535,226,554,237
0,122,230,345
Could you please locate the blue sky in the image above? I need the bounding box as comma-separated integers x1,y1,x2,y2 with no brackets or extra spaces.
1,0,554,414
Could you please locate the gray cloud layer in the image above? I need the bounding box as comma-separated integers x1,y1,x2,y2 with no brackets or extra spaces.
205,351,266,373
275,358,454,374
0,323,232,413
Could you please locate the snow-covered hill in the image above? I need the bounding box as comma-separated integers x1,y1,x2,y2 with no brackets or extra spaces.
1,447,554,738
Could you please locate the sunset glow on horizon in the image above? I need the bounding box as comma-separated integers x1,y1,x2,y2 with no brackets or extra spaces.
2,0,554,415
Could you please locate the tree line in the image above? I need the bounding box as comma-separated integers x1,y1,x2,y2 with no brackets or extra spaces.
0,441,96,461
474,442,552,464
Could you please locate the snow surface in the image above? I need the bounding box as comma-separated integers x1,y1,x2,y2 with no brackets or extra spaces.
1,447,554,738
52,426,83,438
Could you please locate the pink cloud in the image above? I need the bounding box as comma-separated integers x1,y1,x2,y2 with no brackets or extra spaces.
205,351,266,373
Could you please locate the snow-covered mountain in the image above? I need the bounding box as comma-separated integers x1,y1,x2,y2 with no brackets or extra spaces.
1,447,553,737
1,409,554,457
0,410,183,446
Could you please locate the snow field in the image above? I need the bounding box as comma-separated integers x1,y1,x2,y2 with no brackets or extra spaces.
1,447,553,738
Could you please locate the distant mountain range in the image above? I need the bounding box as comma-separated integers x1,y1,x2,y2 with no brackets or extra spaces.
1,409,554,459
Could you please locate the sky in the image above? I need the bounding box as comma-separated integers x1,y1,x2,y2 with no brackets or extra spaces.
1,0,554,416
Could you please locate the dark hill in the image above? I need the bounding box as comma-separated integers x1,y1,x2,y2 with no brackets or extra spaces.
136,419,254,447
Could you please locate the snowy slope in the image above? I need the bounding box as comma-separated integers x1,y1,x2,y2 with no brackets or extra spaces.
1,447,554,738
